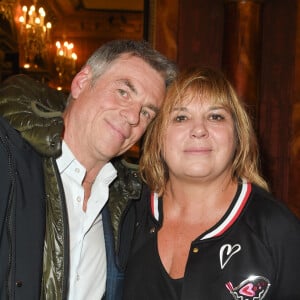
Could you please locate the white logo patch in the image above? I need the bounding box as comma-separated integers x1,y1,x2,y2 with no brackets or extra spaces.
219,243,241,269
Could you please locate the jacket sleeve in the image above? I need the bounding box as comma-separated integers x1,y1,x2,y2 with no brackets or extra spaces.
268,204,300,299
248,188,300,299
0,117,47,300
0,125,13,283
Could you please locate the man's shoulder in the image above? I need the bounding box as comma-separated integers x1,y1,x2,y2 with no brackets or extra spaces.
0,75,65,157
110,157,142,197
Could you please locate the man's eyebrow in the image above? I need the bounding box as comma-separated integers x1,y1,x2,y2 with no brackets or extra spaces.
117,79,137,95
146,104,159,114
117,79,159,114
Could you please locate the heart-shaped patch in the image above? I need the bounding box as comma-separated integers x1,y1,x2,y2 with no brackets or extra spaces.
219,243,241,269
226,275,271,300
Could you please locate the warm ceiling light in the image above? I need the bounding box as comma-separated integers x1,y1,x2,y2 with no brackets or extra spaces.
18,0,52,69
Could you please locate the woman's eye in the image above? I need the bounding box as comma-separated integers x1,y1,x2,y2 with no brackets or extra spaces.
210,114,224,121
174,115,187,122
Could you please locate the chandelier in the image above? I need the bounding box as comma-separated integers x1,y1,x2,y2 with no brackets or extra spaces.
0,0,16,25
18,0,52,69
54,40,77,91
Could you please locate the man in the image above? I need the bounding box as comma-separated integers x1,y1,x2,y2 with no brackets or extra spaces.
0,39,177,300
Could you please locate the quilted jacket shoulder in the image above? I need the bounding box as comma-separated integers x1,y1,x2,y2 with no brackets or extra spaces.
0,74,66,157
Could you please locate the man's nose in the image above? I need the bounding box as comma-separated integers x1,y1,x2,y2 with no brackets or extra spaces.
121,104,141,126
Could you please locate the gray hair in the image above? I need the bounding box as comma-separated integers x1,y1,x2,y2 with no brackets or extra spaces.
84,39,177,87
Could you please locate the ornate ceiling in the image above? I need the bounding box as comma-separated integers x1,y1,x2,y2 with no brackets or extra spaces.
35,0,146,67
0,0,145,81
43,0,143,20
75,0,143,11
13,0,144,35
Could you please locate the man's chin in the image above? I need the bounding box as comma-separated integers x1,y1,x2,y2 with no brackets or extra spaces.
115,144,135,157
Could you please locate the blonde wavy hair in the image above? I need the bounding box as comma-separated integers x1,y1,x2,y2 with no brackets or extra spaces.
140,67,269,195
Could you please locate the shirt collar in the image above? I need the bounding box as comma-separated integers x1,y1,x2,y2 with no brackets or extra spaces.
56,141,117,186
95,161,117,186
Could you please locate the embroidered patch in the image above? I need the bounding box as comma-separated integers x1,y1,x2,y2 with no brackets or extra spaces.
226,275,271,300
219,243,241,269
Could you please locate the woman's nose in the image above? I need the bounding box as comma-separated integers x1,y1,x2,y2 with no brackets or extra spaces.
190,122,208,138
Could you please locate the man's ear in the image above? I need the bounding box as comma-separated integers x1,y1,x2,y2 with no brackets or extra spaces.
70,65,91,99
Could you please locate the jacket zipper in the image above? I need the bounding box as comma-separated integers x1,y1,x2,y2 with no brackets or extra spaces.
0,134,16,299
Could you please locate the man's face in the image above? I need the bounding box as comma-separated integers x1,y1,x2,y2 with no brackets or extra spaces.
67,54,166,164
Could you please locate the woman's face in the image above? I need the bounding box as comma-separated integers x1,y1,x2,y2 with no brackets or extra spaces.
163,97,236,183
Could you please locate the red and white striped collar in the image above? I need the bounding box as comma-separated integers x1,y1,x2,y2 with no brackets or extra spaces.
150,180,252,239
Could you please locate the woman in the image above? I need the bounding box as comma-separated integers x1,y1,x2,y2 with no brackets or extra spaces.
123,67,300,299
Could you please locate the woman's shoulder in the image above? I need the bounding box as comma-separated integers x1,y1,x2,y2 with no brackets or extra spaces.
249,184,297,217
244,183,300,234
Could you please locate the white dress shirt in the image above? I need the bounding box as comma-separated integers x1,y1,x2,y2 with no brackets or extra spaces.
56,142,117,300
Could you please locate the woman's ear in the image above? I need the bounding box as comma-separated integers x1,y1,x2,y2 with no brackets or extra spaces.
70,65,91,99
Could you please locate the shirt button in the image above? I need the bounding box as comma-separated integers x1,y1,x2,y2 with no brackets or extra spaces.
76,196,81,203
76,274,80,281
75,168,80,173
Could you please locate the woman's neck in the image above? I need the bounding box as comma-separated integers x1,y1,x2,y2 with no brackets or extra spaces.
163,176,238,222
